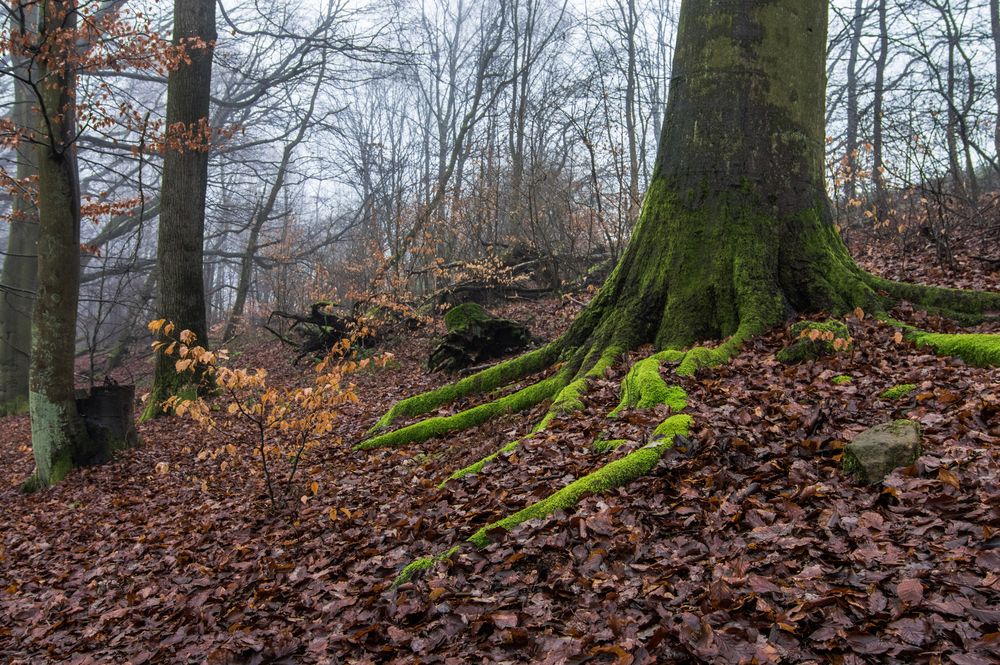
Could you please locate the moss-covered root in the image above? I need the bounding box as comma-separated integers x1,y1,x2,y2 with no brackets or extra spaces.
366,343,560,435
873,277,1000,324
884,317,1000,368
443,347,622,484
656,327,752,378
911,332,1000,367
391,546,459,588
609,353,688,417
467,414,693,547
356,372,568,450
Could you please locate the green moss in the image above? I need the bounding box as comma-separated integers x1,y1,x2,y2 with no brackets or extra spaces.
28,390,84,486
367,343,559,434
467,414,692,547
674,338,744,377
881,317,1000,368
548,346,621,417
444,438,522,485
776,319,851,364
832,375,853,385
443,303,490,331
48,454,73,484
391,546,460,588
653,413,694,440
911,332,1000,368
20,473,42,494
357,373,566,450
873,277,1000,323
609,355,688,417
140,355,203,423
593,438,627,453
442,347,621,484
880,383,917,400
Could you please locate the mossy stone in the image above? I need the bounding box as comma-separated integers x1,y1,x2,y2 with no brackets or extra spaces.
842,419,922,484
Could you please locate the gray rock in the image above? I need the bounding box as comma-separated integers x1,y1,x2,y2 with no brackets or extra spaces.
843,420,922,484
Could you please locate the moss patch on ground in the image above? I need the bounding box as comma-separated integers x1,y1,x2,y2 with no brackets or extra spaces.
880,383,917,400
832,374,853,385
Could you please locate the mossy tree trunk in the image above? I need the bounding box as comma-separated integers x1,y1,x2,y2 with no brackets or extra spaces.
0,2,39,414
144,0,217,420
560,0,878,365
29,0,91,486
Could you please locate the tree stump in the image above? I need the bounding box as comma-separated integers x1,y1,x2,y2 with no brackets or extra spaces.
428,304,533,372
74,384,141,466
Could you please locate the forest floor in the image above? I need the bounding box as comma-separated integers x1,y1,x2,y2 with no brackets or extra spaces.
1,228,999,664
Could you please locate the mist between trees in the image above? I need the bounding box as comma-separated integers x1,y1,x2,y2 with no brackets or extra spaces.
0,0,998,390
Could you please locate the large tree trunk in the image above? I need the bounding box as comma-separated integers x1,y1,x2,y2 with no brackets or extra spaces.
143,0,216,419
0,3,39,413
30,0,91,486
560,0,874,357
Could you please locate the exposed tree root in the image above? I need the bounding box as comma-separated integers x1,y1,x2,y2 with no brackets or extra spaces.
466,414,693,546
883,316,1000,368
391,546,459,589
365,343,561,435
361,215,1000,589
871,277,1000,324
393,414,693,586
442,347,622,485
609,354,688,417
355,372,568,450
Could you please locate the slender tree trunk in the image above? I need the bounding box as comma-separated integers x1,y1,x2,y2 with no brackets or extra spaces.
143,0,216,420
944,35,964,195
30,0,92,486
0,3,39,413
223,59,323,341
622,0,641,221
872,0,889,212
992,0,1000,173
844,0,865,203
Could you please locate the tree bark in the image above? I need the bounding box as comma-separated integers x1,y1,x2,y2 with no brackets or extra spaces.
144,0,216,419
30,0,92,485
0,2,39,413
